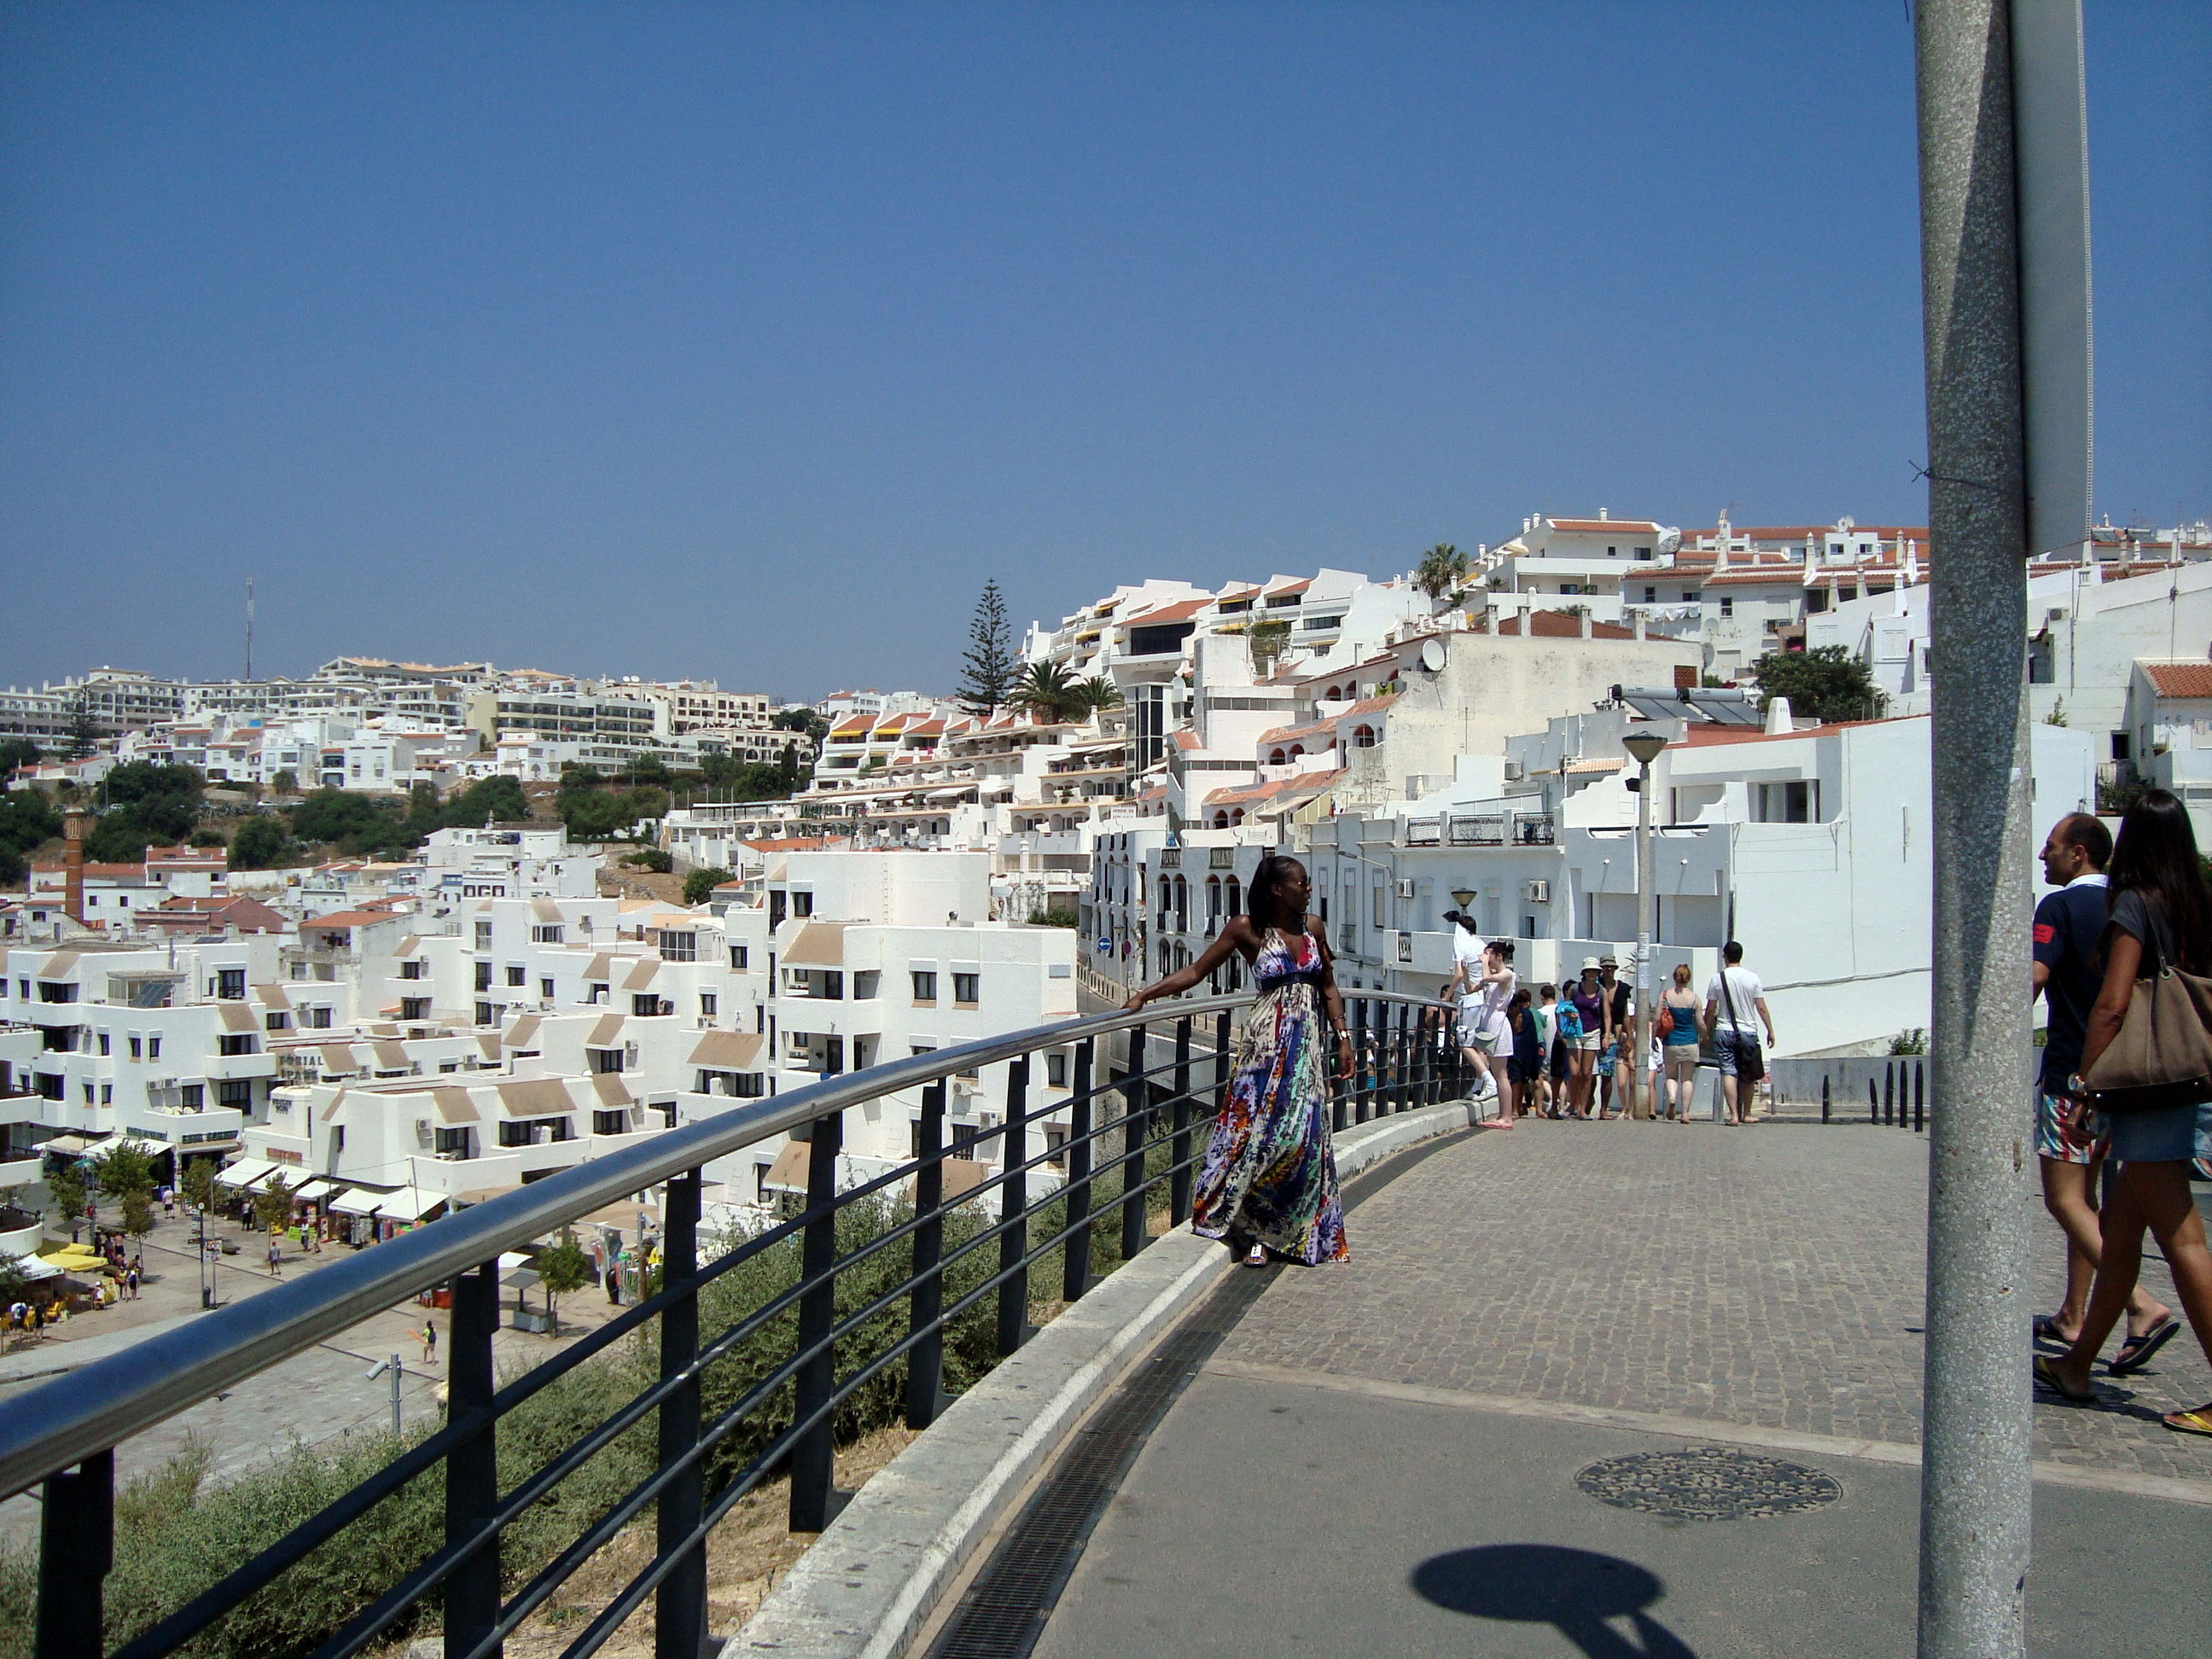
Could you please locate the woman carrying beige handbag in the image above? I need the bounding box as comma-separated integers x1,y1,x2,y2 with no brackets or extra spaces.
2036,790,2212,1436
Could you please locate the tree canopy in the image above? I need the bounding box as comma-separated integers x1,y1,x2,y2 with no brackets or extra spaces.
1413,544,1470,603
228,814,295,870
87,763,204,861
0,786,61,886
682,866,733,905
1748,646,1888,725
956,579,1018,718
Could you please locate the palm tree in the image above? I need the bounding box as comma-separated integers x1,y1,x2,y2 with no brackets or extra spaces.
1076,676,1124,713
1414,543,1470,606
1015,662,1089,724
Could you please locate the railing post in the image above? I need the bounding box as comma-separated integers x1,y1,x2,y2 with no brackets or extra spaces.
655,1173,704,1659
790,1111,847,1532
1339,998,1359,1130
1916,1062,1927,1132
36,1451,113,1659
996,1057,1033,1357
445,1261,502,1659
1061,1045,1095,1302
1121,1024,1149,1259
1168,1017,1194,1226
1823,1074,1832,1124
905,1082,947,1429
1394,1002,1412,1114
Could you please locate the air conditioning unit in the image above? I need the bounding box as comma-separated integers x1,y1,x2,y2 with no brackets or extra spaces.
1502,760,1524,781
1395,879,1416,899
1524,880,1550,903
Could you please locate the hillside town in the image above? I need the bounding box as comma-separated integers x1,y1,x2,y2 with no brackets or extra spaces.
5,507,2211,1287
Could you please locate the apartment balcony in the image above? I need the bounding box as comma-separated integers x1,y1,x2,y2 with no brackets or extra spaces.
206,1051,279,1081
1399,807,1557,848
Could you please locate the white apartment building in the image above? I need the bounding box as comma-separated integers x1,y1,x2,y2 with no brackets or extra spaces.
0,934,300,1164
1093,704,2096,1058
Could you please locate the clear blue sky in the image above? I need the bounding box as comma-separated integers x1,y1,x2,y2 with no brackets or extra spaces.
2,3,2203,700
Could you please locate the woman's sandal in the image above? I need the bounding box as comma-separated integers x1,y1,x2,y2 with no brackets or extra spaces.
2162,1404,2212,1438
2110,1318,2180,1376
1244,1243,1267,1268
2033,1354,2099,1406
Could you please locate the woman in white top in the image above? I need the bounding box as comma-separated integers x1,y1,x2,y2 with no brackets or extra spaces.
1447,922,1519,1124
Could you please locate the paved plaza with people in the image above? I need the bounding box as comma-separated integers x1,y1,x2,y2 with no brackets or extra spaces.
1029,1120,2210,1658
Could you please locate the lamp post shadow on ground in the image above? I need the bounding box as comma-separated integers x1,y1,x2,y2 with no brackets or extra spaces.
1412,1544,1697,1659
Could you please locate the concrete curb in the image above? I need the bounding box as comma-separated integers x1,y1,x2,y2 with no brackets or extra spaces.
732,1098,1481,1657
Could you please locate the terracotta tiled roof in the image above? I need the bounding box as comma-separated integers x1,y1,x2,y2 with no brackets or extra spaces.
1202,768,1347,809
1256,720,1336,747
1337,693,1400,719
2142,662,2212,699
1489,611,1639,640
1674,715,1921,748
1548,518,1662,534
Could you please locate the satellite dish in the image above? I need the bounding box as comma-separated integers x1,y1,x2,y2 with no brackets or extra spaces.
1419,639,1447,673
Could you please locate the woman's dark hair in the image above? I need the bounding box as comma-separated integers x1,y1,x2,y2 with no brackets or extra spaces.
1487,939,1515,961
2106,789,2212,971
1508,988,1530,1010
1454,912,1481,934
1245,853,1306,935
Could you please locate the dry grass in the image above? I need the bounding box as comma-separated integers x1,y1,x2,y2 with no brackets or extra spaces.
593,868,687,905
454,1424,919,1659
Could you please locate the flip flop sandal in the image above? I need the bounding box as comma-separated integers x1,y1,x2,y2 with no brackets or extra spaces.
2032,1314,2078,1349
2162,1405,2212,1438
2110,1318,2180,1376
2033,1354,2099,1406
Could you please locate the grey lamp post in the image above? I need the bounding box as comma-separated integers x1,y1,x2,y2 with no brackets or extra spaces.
1621,729,1668,1120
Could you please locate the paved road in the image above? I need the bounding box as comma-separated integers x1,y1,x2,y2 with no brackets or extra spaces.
1029,1121,2212,1659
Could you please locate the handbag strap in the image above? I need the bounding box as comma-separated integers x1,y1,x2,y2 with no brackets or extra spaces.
1720,968,1753,1036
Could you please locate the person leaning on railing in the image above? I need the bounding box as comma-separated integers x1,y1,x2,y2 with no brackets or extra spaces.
1121,853,1355,1267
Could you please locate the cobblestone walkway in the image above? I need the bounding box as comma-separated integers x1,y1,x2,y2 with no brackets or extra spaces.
1213,1118,2212,1487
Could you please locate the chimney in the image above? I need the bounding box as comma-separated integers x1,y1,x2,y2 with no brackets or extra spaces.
1633,613,1648,642
1764,696,1795,736
62,809,90,922
1579,608,1593,639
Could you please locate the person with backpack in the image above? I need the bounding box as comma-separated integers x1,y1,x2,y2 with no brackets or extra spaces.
1560,966,1599,1118
2036,790,2212,1437
1701,941,1774,1126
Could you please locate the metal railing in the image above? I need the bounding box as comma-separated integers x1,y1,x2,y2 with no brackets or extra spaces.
3,990,1460,1659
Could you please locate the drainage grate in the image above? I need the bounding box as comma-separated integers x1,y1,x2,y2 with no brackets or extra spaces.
1575,1447,1842,1521
922,1129,1472,1659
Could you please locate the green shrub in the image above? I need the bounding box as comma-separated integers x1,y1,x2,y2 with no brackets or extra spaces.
0,1142,1179,1659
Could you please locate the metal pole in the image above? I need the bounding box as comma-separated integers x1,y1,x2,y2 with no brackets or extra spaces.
1915,3,2040,1651
388,1353,402,1438
1634,758,1656,1121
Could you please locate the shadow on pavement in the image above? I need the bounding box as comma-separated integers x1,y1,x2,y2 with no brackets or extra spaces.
1412,1545,1697,1659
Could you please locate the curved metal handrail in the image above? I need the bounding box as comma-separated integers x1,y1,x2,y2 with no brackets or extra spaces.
0,988,1444,1500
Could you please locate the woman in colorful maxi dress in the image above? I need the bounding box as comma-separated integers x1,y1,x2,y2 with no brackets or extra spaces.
1123,855,1353,1266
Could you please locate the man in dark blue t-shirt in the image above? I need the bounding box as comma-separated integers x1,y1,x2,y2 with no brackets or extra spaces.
2030,813,2173,1354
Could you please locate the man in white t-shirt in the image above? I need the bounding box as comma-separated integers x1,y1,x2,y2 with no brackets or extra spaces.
1701,940,1775,1126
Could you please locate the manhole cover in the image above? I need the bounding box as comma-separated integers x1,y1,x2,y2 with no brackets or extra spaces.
1575,1447,1841,1521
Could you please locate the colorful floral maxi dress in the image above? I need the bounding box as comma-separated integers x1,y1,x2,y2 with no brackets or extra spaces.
1190,928,1349,1264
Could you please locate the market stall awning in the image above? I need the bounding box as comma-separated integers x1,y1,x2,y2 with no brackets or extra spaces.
288,1177,341,1202
38,1134,99,1156
12,1253,62,1281
329,1185,445,1222
215,1157,282,1190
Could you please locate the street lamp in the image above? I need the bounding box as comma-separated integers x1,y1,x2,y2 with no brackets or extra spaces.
1621,728,1669,1121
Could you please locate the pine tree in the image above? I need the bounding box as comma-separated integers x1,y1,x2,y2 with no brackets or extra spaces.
64,694,101,760
957,579,1018,718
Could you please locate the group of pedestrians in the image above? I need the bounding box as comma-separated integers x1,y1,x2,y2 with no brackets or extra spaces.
1438,914,1775,1124
2028,792,2212,1439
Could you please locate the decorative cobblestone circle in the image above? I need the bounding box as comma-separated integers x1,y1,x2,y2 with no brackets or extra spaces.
1574,1447,1842,1521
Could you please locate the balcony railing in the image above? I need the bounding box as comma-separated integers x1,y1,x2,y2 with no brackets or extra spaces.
2,992,1458,1659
